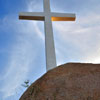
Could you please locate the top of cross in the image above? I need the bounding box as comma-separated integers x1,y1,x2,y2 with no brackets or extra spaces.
19,0,76,21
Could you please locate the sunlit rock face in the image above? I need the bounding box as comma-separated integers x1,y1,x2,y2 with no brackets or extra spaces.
20,63,100,100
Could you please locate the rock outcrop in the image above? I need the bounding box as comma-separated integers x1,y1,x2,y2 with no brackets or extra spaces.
20,63,100,100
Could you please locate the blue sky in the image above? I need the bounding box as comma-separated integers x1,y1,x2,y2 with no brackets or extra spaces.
0,0,100,99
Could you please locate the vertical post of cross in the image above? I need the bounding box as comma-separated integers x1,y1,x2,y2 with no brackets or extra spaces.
44,0,57,71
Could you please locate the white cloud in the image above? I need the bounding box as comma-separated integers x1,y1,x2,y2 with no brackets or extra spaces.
0,4,45,99
0,20,39,99
53,12,100,65
26,0,43,12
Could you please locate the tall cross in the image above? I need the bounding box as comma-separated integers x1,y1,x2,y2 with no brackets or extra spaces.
19,0,76,71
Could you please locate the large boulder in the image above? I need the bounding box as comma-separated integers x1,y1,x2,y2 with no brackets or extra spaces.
20,63,100,100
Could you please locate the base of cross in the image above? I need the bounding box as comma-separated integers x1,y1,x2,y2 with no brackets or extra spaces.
20,62,100,100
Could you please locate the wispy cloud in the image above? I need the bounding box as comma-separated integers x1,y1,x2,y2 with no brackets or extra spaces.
0,2,45,99
53,12,100,65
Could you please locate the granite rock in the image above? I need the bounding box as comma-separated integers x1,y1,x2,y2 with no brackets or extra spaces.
20,63,100,100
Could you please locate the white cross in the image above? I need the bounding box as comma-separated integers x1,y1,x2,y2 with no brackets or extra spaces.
19,0,76,71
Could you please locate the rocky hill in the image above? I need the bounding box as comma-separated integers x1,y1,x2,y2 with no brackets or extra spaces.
20,63,100,100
